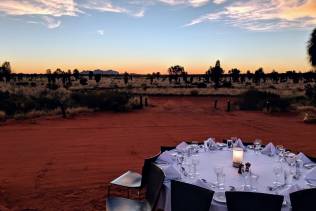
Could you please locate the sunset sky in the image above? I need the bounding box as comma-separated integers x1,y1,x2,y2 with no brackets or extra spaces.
0,0,316,74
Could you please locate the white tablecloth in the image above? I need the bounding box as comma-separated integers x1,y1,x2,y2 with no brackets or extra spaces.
156,148,312,211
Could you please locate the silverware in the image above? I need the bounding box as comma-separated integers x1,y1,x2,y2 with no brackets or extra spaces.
268,183,286,192
201,178,217,188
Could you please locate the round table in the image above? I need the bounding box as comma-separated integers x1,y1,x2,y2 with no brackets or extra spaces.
156,147,312,211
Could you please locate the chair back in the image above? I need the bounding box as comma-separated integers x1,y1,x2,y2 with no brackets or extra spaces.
225,191,283,211
307,155,316,163
140,153,161,187
171,180,214,211
145,164,165,210
160,146,176,152
290,188,316,211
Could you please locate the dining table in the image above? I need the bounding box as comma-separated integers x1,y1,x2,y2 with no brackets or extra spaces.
155,142,316,211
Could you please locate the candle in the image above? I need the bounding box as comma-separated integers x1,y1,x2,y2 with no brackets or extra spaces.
233,147,244,167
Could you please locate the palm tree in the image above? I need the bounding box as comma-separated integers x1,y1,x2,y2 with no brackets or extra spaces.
308,28,316,68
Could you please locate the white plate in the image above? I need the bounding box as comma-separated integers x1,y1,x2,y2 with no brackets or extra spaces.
304,163,316,169
213,192,226,203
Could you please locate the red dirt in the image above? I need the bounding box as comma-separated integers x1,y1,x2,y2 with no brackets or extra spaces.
0,96,315,210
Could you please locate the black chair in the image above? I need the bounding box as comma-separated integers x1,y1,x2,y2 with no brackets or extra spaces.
171,180,214,211
225,191,284,211
307,155,316,163
290,188,316,211
108,153,160,198
106,164,165,211
160,146,176,152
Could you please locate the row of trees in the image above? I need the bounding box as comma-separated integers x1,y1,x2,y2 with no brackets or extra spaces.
0,61,12,81
1,28,315,88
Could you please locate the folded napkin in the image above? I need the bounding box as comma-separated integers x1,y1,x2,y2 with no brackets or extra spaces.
261,142,276,156
156,151,174,164
164,165,181,180
233,139,245,149
194,179,212,190
305,168,316,182
297,152,312,164
204,138,216,150
176,141,188,151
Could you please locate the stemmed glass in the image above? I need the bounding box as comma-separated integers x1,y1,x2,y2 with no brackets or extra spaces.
191,155,200,178
276,145,285,162
251,174,259,192
273,165,283,186
214,166,224,188
254,139,262,155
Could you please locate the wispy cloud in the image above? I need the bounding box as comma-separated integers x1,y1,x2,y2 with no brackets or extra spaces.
185,0,316,31
158,0,210,7
81,0,128,13
42,16,61,29
213,0,226,4
81,0,146,18
0,0,79,16
97,29,105,35
0,0,79,28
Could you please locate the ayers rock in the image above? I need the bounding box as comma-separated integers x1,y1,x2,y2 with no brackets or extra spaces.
81,69,119,75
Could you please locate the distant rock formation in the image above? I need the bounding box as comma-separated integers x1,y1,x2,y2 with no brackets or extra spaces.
81,69,119,75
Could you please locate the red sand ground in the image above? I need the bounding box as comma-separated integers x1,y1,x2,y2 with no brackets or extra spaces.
0,96,315,210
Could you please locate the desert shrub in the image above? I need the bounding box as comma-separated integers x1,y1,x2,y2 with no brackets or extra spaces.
79,77,88,86
238,89,290,112
0,88,70,117
141,83,148,91
196,83,207,88
25,110,46,119
66,107,93,116
0,111,6,121
190,90,199,96
71,91,132,112
305,84,316,105
221,81,233,88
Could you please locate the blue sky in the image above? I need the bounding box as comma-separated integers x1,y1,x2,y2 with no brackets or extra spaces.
0,0,315,73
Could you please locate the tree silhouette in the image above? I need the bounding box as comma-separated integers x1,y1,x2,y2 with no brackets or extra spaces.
270,70,279,83
254,68,265,85
88,71,93,80
308,28,316,68
230,68,240,82
123,72,129,84
168,65,185,83
95,74,102,84
73,69,80,80
1,61,12,82
209,60,224,88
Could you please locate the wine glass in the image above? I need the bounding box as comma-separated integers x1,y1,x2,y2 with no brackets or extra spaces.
273,165,283,186
214,166,224,187
254,139,262,154
227,140,233,149
191,155,200,178
276,145,285,162
251,174,259,192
